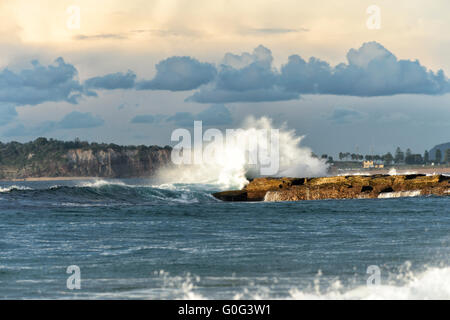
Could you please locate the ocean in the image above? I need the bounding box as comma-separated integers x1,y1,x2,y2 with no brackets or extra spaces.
0,178,449,299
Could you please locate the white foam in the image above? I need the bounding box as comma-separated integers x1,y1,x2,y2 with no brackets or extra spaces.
378,190,421,199
135,266,450,300
158,117,328,189
338,172,371,176
0,185,32,193
388,168,418,176
77,180,128,188
289,266,450,300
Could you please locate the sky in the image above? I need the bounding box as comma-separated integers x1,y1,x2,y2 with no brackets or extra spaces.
0,0,449,157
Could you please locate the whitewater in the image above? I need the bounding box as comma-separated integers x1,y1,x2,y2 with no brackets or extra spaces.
159,116,328,189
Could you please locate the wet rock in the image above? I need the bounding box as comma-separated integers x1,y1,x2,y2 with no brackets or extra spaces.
213,174,450,202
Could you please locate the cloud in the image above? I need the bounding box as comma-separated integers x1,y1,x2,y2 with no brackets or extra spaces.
217,48,276,91
130,114,155,124
187,45,298,103
188,42,450,103
0,58,96,126
222,45,273,69
130,29,203,38
136,56,217,91
278,55,333,94
243,28,309,35
58,111,104,129
1,41,448,129
194,104,233,125
166,112,194,127
328,107,364,124
0,103,18,126
187,87,299,103
3,121,57,137
375,112,410,123
166,104,233,126
74,34,127,40
3,123,28,137
3,111,105,137
85,71,136,90
0,58,89,107
279,41,450,96
118,103,139,110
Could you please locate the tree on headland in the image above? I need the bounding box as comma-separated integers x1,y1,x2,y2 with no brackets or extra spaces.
445,149,450,164
424,150,429,164
383,152,394,165
394,147,404,164
405,148,412,159
405,153,423,165
436,149,442,164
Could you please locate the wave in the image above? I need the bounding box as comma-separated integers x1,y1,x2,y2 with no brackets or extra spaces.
0,180,217,205
158,117,328,189
378,190,422,199
288,266,450,300
142,265,450,300
76,180,129,188
0,185,32,193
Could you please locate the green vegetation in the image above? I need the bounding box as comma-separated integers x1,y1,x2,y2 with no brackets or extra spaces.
336,146,450,166
0,137,170,167
0,137,172,179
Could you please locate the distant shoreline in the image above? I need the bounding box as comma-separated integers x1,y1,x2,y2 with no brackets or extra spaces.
1,177,98,182
335,166,450,176
1,166,450,183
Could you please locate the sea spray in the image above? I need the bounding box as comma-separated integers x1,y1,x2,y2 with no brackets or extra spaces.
158,117,328,189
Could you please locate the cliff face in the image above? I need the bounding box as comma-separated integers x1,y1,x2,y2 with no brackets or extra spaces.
0,146,172,179
212,175,450,202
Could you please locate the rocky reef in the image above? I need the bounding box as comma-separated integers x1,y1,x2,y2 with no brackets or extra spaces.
212,174,450,202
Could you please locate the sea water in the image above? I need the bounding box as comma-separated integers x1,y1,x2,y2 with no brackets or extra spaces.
0,178,449,299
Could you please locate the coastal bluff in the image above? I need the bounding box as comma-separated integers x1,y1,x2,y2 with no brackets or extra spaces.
0,138,172,180
212,174,450,202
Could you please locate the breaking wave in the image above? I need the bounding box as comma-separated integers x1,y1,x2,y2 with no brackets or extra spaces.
378,190,422,199
158,117,328,189
0,180,218,205
0,185,32,193
288,266,450,300
90,264,450,300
